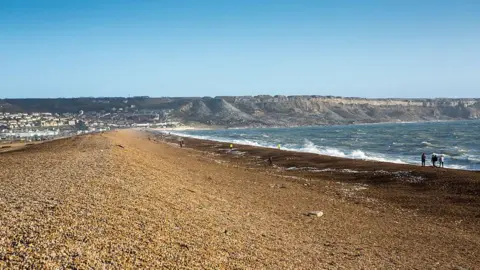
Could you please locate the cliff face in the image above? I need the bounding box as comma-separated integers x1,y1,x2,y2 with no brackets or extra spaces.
2,96,479,126
176,96,480,126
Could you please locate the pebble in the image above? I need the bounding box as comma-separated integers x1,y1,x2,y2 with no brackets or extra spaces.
307,211,324,217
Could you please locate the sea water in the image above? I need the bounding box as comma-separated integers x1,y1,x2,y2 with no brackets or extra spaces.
169,120,480,171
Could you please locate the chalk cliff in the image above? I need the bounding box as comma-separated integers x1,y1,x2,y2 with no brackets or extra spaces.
175,96,480,126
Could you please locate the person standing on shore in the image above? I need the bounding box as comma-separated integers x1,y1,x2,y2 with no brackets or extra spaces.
431,154,438,167
421,153,426,167
439,154,444,168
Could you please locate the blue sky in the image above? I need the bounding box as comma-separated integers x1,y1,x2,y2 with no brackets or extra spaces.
1,0,479,98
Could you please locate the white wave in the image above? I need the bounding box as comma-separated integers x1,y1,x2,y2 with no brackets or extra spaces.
297,139,343,157
392,142,406,146
292,139,407,164
156,130,455,168
162,130,268,148
453,146,468,153
466,155,480,163
421,141,435,147
231,139,264,147
445,164,469,170
351,150,367,159
449,154,480,163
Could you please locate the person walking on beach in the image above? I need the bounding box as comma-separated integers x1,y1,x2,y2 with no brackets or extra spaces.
421,153,426,167
439,154,444,168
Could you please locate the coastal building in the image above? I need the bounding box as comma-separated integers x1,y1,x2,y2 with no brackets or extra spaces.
133,123,151,128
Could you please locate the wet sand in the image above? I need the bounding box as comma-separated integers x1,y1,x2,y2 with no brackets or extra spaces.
0,129,479,269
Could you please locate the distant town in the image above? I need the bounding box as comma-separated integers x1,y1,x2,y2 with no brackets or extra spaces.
0,108,181,142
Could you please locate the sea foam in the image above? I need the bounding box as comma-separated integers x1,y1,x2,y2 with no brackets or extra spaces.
161,131,408,165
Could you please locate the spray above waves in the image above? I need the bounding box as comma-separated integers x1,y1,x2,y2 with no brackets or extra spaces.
299,140,406,164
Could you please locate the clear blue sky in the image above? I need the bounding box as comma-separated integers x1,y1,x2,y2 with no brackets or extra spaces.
1,0,479,98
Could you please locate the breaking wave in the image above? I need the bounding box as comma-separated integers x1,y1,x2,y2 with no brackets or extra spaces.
293,139,406,164
156,120,480,171
421,141,436,147
162,132,407,165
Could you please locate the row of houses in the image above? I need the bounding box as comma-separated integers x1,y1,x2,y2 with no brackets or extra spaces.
0,119,78,129
0,127,112,141
0,111,184,142
0,112,78,129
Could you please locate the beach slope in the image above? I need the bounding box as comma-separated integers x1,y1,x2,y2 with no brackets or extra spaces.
0,130,478,269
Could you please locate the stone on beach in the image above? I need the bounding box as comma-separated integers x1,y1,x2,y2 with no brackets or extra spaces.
307,211,324,217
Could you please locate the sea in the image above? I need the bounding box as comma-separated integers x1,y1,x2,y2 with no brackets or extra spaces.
168,120,480,171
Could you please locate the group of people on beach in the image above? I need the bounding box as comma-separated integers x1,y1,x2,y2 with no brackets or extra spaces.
421,153,444,168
